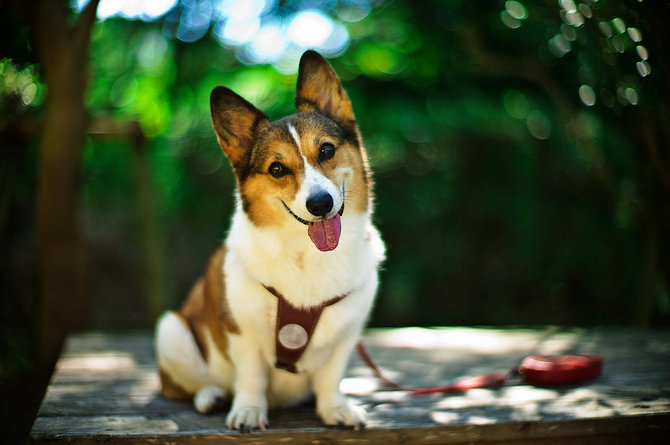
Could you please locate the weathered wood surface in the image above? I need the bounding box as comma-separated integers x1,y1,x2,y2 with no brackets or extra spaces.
30,327,670,444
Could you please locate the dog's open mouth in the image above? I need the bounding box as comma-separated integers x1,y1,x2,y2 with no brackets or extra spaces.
282,200,344,252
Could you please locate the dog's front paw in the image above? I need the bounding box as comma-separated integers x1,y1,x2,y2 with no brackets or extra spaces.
318,400,367,429
226,405,269,432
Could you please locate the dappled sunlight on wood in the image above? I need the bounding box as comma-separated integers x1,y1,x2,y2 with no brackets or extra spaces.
56,353,137,372
31,328,670,442
364,326,583,354
340,376,380,397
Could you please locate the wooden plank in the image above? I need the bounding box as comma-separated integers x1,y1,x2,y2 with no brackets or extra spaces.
29,414,670,444
30,328,670,444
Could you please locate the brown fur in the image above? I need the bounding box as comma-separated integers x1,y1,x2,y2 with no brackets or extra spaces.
295,51,355,124
293,52,371,211
237,124,369,226
179,245,240,362
292,121,369,215
238,128,304,227
157,52,380,429
158,245,240,400
210,87,269,168
159,368,192,400
210,52,373,229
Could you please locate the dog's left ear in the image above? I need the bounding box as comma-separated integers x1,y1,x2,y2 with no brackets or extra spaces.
295,51,355,124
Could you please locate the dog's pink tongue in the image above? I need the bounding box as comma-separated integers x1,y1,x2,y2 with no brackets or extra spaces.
308,214,341,252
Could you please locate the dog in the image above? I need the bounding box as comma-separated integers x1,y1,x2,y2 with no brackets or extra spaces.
155,51,385,431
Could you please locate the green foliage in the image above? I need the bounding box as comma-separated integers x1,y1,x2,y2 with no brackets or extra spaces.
0,5,665,442
86,1,670,327
5,0,668,328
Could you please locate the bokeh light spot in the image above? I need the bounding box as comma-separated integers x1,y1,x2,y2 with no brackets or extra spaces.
610,36,624,53
177,1,213,42
611,17,626,34
21,82,37,105
337,2,371,22
500,11,521,29
578,3,592,19
215,0,268,22
635,45,648,60
548,34,571,57
354,42,404,77
559,1,584,27
526,110,551,140
561,24,577,41
78,0,358,68
559,0,576,13
578,85,596,107
81,0,178,21
228,69,272,105
503,90,530,119
138,31,169,69
500,11,520,29
636,60,651,77
505,1,527,20
110,75,138,108
213,18,260,46
288,10,333,47
244,20,288,64
563,11,584,27
627,27,642,42
625,87,639,105
598,21,613,38
142,0,178,20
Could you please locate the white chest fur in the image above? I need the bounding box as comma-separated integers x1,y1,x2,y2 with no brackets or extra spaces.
221,206,384,380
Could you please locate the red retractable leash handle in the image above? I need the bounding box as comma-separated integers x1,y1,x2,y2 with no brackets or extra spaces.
518,353,604,386
356,343,603,396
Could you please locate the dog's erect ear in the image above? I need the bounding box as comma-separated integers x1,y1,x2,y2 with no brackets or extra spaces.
295,51,355,124
210,86,268,165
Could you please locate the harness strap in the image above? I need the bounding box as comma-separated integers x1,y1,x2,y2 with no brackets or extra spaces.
264,286,347,373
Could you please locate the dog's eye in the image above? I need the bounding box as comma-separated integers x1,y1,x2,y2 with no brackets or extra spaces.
318,142,336,162
269,162,289,178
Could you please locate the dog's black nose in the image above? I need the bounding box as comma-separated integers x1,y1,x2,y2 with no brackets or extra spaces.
306,192,333,217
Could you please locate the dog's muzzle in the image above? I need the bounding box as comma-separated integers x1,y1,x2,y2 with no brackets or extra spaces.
281,187,345,252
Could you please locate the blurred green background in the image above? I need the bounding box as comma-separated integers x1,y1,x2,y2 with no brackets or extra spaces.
1,0,669,442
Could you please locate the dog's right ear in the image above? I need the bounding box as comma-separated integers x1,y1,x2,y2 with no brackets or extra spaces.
210,86,268,165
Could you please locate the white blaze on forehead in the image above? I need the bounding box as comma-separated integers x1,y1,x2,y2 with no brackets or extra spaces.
302,156,326,190
287,123,301,151
283,122,343,221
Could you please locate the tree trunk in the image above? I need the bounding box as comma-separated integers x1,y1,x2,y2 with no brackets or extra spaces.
30,0,100,369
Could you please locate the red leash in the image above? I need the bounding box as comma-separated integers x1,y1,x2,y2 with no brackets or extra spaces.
356,342,603,396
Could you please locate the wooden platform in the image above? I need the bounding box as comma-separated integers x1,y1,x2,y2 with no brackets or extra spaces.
30,327,670,444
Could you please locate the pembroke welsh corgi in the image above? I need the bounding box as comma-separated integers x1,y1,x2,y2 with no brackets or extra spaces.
155,51,385,431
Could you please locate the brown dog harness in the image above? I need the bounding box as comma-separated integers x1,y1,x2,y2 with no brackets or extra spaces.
264,286,347,373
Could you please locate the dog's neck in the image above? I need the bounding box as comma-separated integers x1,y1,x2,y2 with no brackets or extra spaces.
226,204,376,309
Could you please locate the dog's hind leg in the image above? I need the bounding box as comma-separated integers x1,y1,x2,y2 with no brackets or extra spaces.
155,311,227,411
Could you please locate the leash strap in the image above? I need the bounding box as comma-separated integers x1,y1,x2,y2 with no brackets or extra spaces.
356,342,603,395
356,341,508,395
